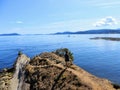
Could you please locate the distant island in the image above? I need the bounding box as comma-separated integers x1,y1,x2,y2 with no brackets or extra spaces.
0,33,20,36
1,29,120,36
54,29,120,34
90,37,120,41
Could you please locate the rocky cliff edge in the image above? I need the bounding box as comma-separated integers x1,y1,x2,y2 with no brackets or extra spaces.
0,51,120,90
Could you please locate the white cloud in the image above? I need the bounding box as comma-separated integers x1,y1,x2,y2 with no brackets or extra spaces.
93,16,118,27
16,21,23,24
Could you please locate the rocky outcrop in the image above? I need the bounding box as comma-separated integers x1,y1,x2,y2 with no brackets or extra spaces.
0,51,120,90
9,54,30,90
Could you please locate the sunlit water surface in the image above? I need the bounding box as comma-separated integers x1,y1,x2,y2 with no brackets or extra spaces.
0,34,120,84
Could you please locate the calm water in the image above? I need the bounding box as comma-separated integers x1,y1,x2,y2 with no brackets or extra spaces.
0,34,120,84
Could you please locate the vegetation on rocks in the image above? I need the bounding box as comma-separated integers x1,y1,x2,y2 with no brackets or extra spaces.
53,48,74,61
0,69,13,90
0,48,120,90
90,37,120,41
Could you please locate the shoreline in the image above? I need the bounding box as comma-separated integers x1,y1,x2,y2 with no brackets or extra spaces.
0,49,120,90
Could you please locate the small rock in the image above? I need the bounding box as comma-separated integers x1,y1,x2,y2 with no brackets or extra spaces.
3,68,7,72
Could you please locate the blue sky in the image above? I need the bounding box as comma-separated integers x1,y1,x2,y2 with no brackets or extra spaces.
0,0,120,34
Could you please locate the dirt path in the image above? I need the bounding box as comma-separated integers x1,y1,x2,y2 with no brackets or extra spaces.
53,63,115,90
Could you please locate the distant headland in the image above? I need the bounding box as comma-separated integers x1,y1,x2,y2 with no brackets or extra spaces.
54,29,120,34
1,29,120,36
0,33,20,36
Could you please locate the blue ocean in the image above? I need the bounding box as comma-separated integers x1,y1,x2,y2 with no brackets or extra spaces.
0,34,120,84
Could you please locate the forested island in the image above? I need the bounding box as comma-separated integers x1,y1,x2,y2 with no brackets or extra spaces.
0,33,20,36
54,29,120,34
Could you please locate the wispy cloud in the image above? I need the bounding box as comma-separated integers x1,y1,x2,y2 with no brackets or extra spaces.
16,21,23,24
23,19,95,34
96,1,120,8
38,20,85,32
93,16,118,27
85,0,120,8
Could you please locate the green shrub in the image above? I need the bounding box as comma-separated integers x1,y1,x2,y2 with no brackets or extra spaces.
18,51,22,56
53,48,74,61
